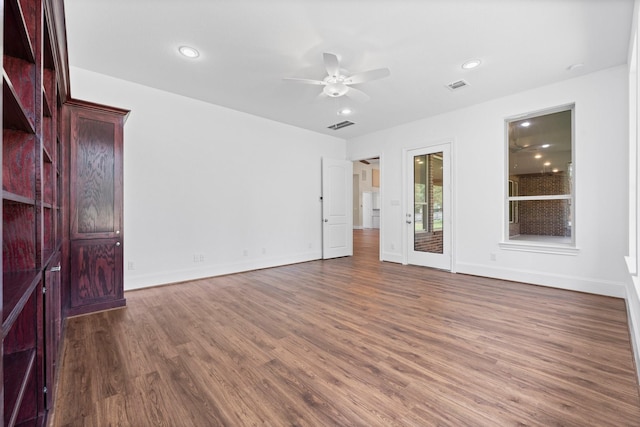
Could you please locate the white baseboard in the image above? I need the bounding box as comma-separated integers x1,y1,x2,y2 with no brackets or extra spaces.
455,262,627,298
381,251,403,264
625,278,640,384
124,251,322,290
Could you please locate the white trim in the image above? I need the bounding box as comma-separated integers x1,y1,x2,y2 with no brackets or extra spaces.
626,277,640,384
381,251,403,264
508,195,571,201
124,251,321,290
499,241,580,255
456,261,626,298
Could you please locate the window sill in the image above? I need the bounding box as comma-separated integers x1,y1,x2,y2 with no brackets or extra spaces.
499,241,580,256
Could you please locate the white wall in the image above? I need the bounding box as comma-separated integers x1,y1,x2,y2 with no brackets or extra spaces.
348,65,630,298
625,0,640,382
70,67,346,290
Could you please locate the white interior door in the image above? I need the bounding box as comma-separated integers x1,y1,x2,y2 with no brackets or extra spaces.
406,144,452,270
322,158,353,259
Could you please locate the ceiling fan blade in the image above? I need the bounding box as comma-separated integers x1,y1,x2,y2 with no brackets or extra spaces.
344,68,390,85
345,86,370,103
323,52,340,78
283,77,326,86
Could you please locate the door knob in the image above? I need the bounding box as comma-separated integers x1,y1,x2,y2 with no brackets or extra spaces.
116,242,121,247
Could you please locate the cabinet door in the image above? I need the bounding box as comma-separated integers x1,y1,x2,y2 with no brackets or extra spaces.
70,238,123,309
69,109,123,240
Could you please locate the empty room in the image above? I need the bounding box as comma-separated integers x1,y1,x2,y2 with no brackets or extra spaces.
3,0,640,425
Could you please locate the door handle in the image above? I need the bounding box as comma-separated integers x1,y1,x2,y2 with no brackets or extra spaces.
406,220,412,224
116,242,121,247
324,219,329,223
50,265,61,272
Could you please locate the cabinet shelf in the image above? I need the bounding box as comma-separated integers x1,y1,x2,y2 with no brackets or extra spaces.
42,86,52,117
3,71,35,133
2,270,40,335
3,348,37,427
3,191,35,206
3,0,36,63
42,144,53,164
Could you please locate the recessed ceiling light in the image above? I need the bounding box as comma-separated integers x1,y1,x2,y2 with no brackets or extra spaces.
544,162,551,166
462,59,481,70
179,46,200,58
521,121,531,127
552,168,559,173
541,144,550,148
338,108,352,116
534,154,542,159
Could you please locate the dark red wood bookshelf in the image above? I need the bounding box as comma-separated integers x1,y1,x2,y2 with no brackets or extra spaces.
2,0,128,424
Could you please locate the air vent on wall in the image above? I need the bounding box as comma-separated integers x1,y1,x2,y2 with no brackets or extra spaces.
327,120,355,130
446,79,470,91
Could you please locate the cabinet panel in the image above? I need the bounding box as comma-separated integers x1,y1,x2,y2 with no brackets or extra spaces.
69,238,123,310
43,254,61,410
69,111,122,240
3,201,36,272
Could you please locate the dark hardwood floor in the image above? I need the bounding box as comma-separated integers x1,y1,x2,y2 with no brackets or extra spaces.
50,230,640,426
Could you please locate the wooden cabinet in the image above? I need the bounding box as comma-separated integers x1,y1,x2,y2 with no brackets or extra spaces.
2,0,128,422
63,101,129,316
2,0,65,424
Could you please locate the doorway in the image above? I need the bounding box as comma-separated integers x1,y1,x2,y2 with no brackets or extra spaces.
352,157,381,258
405,144,452,270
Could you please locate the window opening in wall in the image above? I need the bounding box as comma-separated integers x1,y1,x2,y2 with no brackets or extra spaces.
506,105,574,245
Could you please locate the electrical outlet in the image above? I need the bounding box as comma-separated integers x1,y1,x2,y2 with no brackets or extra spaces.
262,248,266,255
127,261,135,270
199,254,205,262
243,249,248,256
391,243,395,250
490,253,497,261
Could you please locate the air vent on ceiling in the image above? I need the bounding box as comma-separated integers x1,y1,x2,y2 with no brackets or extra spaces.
446,79,470,91
327,120,355,130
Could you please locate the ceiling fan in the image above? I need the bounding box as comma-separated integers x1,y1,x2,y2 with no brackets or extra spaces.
284,53,390,102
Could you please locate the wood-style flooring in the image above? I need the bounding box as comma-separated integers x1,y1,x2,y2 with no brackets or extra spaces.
50,230,640,426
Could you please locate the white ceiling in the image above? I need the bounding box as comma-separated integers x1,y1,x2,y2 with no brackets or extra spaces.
63,0,634,140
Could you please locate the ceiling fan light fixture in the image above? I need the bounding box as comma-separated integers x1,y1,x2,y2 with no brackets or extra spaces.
179,45,200,58
324,83,348,97
338,108,352,116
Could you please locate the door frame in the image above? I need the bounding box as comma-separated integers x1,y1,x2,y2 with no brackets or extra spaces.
351,154,383,261
402,141,456,272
